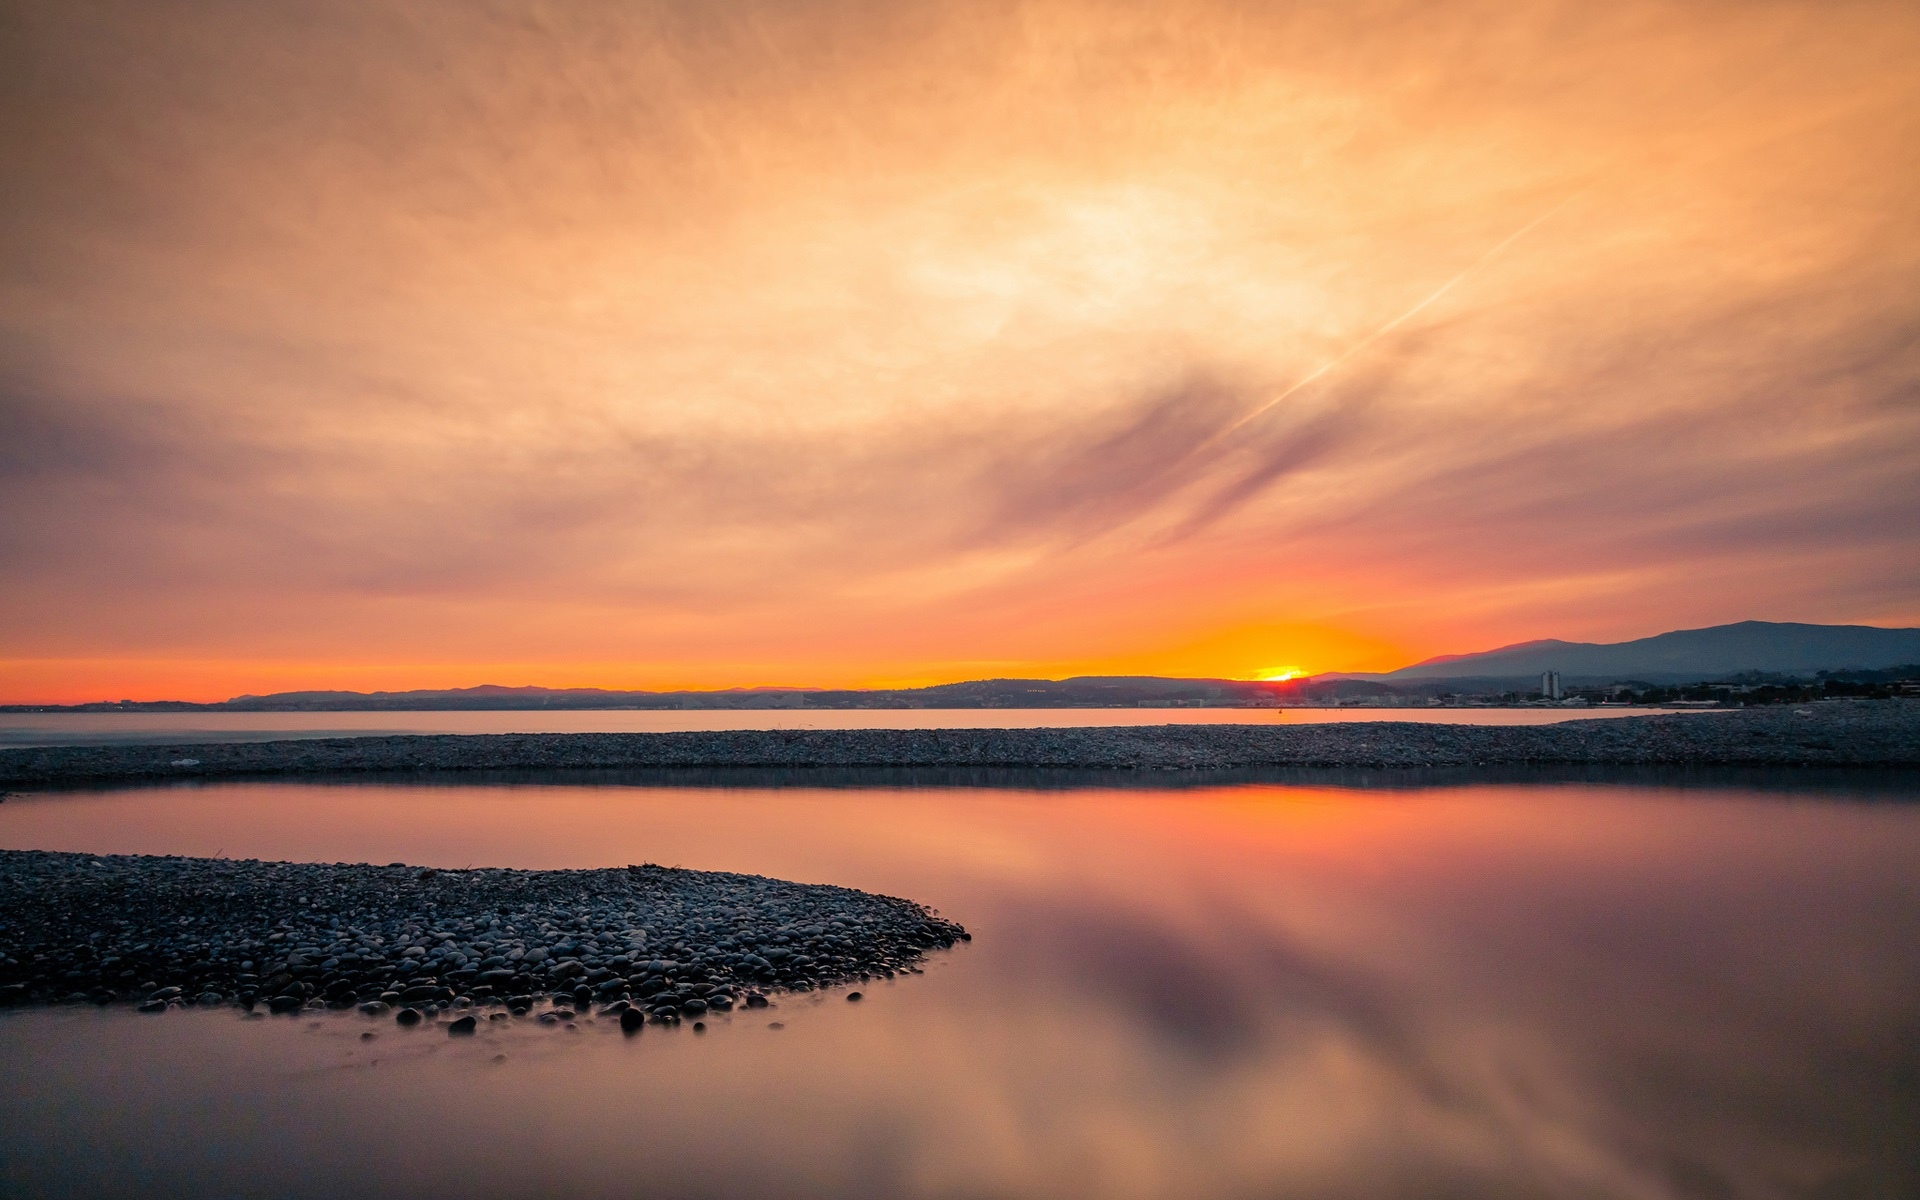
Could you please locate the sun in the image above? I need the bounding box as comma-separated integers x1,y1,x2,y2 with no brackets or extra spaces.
1256,668,1304,682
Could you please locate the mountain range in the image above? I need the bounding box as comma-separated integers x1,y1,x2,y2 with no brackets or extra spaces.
7,622,1915,710
1361,620,1920,684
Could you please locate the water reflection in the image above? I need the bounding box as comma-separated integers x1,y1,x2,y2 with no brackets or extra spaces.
2,774,1917,1199
0,706,1690,749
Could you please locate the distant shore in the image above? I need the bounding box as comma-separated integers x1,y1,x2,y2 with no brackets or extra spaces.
1,700,1914,787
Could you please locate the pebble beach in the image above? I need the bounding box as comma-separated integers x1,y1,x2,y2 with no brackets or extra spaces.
1,701,1915,787
0,850,967,1019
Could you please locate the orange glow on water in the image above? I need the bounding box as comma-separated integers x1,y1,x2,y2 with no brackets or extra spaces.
4,776,1918,1195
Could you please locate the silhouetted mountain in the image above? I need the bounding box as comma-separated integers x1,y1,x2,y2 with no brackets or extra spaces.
1374,621,1920,683
10,623,1916,711
20,676,1296,712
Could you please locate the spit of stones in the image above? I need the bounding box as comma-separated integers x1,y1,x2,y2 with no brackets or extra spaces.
0,850,967,1031
4,700,1917,785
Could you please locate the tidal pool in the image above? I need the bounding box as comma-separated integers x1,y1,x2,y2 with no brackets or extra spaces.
1,770,1916,1199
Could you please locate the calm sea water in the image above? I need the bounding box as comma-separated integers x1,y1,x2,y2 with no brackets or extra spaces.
0,705,1701,748
1,769,1914,1200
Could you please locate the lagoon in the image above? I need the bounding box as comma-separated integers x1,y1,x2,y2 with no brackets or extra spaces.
1,769,1916,1199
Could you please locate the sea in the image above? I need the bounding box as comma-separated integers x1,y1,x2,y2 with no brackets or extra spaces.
1,764,1914,1198
0,705,1706,749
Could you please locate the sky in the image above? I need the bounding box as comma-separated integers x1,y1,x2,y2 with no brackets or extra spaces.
2,0,1917,703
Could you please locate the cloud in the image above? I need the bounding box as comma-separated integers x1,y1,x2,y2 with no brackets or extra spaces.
1,0,1917,692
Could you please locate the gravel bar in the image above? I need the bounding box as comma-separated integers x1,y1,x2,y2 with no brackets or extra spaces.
0,850,968,1018
1,702,1916,787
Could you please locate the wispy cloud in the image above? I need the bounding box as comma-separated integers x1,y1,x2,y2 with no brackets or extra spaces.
1,0,1916,697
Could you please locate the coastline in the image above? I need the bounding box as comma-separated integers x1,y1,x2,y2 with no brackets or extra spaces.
2,700,1915,787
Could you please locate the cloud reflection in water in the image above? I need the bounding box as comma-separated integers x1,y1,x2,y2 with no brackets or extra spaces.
0,774,1916,1198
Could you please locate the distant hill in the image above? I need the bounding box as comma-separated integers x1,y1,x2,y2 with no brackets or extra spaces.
9,622,1916,710
14,676,1294,712
1376,621,1920,683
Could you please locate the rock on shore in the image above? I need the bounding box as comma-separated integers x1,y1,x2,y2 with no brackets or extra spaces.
0,702,1915,788
0,850,967,1014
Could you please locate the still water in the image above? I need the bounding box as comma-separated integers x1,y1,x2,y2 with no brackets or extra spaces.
1,770,1915,1199
0,706,1694,748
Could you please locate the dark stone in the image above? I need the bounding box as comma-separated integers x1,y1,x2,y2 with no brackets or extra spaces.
620,1007,646,1033
447,1015,477,1036
0,848,971,1020
847,991,862,1002
395,1007,422,1026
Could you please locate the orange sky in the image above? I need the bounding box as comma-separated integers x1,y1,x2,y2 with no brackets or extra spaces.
2,0,1917,703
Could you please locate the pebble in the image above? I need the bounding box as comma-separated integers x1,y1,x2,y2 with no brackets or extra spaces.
447,1015,477,1036
0,850,967,1016
4,701,1914,784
